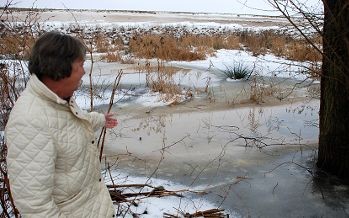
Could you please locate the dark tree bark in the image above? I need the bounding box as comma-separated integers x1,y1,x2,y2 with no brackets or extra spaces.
317,0,349,180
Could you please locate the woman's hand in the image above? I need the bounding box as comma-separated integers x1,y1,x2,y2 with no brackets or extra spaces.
104,113,118,128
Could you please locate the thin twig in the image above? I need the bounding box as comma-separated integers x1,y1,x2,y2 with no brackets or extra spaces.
98,70,123,162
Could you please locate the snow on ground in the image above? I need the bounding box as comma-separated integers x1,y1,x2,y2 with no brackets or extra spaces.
73,49,315,110
9,9,293,38
35,20,285,36
104,171,237,217
171,49,312,80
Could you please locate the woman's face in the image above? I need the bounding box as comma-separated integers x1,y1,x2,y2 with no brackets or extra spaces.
59,58,85,99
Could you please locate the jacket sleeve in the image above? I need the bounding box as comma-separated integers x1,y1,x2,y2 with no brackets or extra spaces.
5,116,67,218
86,111,105,131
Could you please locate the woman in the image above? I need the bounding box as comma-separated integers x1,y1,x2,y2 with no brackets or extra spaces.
5,31,117,217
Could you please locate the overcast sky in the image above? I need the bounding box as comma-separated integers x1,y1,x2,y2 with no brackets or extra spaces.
9,0,322,15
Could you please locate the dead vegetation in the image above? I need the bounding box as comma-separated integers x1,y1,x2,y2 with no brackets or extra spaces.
109,31,321,63
145,60,185,102
129,34,206,61
1,11,322,64
249,77,276,104
163,209,227,218
1,4,38,217
0,63,21,218
107,183,227,217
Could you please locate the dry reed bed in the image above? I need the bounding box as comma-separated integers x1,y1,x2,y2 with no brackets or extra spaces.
1,23,322,63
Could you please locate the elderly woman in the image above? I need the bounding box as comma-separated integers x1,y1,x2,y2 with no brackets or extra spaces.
5,32,117,217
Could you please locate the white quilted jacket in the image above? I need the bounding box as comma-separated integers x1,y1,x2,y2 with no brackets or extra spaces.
5,75,115,217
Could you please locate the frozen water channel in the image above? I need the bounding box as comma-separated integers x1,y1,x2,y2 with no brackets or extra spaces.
77,54,348,217
105,100,319,164
101,98,349,217
102,99,348,217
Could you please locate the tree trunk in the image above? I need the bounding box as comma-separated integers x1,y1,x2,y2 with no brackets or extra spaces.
317,0,349,180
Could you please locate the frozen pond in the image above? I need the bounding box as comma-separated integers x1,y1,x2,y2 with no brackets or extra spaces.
104,99,319,180
102,99,349,218
84,56,327,217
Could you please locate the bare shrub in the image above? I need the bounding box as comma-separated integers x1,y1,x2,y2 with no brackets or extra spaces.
0,7,41,60
0,61,26,218
1,4,40,217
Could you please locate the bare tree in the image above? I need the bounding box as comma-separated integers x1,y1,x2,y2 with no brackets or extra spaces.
267,0,349,180
317,0,349,180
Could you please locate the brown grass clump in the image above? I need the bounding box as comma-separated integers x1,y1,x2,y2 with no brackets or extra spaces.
180,35,240,50
144,61,183,101
100,52,136,64
136,62,180,75
0,33,36,59
91,32,113,53
129,34,207,61
83,31,124,54
225,35,242,49
149,77,182,99
237,30,322,62
101,52,122,62
237,31,270,56
283,39,322,62
249,77,276,103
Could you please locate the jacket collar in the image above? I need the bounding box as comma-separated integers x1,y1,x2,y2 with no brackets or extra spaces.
28,74,68,105
28,75,90,122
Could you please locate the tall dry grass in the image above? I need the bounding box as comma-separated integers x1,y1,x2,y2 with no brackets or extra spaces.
140,60,192,103
0,33,36,60
90,32,123,53
129,34,208,61
127,31,322,63
237,30,322,62
249,77,277,104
